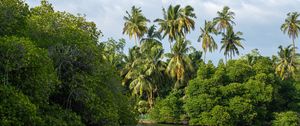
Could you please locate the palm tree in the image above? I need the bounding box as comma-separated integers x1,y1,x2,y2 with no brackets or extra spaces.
198,20,218,62
122,38,165,108
166,37,194,89
178,5,196,34
155,5,196,50
220,27,244,61
141,41,166,107
121,46,142,86
213,6,235,32
281,12,300,57
123,6,149,46
276,45,297,80
140,25,162,44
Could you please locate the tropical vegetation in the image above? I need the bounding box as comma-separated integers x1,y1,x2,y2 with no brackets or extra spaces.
1,0,300,126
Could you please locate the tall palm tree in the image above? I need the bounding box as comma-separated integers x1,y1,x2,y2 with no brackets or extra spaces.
220,27,244,61
122,38,165,108
281,12,300,57
198,20,218,62
213,6,235,32
166,37,194,89
141,41,166,107
123,6,149,46
154,5,196,50
276,45,297,80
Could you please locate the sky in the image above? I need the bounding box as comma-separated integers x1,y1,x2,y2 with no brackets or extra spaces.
26,0,300,63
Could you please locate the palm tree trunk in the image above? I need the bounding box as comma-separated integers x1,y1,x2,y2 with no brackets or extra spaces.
148,91,154,108
134,34,137,46
138,37,141,47
169,40,173,53
204,52,206,63
292,38,296,62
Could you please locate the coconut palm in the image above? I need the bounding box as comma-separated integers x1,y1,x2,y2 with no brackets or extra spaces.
141,41,166,107
198,20,218,62
276,45,297,80
123,6,149,46
140,25,162,44
178,5,196,34
166,37,194,89
122,40,165,108
121,46,142,86
281,12,300,57
220,27,244,61
213,6,235,32
154,5,196,50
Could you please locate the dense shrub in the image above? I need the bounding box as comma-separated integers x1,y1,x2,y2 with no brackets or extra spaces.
0,36,58,105
184,58,299,125
0,85,42,126
272,111,300,126
149,91,183,123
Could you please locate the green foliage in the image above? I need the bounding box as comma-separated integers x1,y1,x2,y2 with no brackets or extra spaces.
184,57,298,125
100,38,126,70
0,0,29,36
273,111,300,126
0,36,58,104
0,0,137,125
166,37,194,88
0,85,42,126
26,0,100,48
39,104,84,126
155,5,196,42
198,20,218,61
123,6,149,46
275,45,297,80
1,0,300,125
137,100,150,114
213,6,235,32
149,91,183,123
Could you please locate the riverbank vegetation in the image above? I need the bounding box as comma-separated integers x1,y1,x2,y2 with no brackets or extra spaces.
1,0,300,126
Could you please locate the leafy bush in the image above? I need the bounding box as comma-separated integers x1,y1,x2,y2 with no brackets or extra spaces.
39,104,84,126
272,111,300,126
149,91,183,123
0,85,42,126
184,58,291,125
0,36,58,104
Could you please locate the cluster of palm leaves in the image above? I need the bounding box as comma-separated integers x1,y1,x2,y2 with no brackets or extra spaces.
123,6,149,46
154,5,196,50
276,12,300,80
121,26,166,108
165,37,195,89
275,45,297,80
122,5,200,108
198,6,244,62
